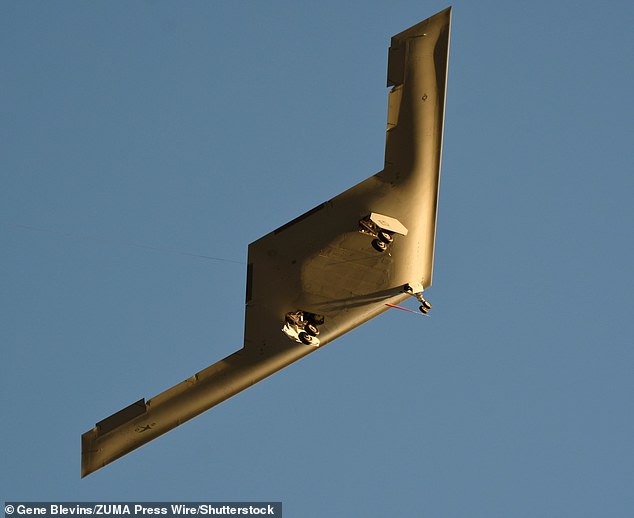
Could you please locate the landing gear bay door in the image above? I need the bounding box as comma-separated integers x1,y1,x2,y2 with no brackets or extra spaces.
369,213,408,236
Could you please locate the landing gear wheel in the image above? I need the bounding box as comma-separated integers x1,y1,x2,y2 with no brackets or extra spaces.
419,305,429,314
299,332,314,345
372,239,388,252
421,300,432,310
378,230,393,244
304,323,319,336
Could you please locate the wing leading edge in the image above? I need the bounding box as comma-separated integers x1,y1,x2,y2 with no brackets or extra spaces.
81,7,451,477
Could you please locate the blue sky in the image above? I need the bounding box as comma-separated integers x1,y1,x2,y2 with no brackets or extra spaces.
2,1,633,516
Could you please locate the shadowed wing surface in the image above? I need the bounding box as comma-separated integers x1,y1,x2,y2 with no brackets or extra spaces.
81,7,451,477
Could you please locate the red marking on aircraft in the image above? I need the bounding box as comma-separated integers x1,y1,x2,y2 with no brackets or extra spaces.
385,302,428,317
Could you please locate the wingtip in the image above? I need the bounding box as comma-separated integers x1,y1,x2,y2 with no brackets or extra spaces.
391,7,452,43
387,7,452,87
81,428,96,478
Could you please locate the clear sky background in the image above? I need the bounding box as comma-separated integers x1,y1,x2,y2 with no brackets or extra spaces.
2,1,633,516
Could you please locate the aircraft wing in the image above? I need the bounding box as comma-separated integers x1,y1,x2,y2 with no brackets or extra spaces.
81,7,451,477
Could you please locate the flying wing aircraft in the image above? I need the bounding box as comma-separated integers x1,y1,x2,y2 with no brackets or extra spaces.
81,7,451,477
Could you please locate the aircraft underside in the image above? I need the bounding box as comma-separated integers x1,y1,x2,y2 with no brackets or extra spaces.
81,7,451,477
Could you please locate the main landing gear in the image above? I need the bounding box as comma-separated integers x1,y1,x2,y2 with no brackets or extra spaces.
359,216,397,254
403,282,432,314
282,310,325,346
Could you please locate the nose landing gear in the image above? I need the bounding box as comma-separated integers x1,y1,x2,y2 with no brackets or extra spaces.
404,282,432,314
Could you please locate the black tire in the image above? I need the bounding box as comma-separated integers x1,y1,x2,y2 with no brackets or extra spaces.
378,230,393,244
372,239,388,252
419,305,429,314
305,323,319,336
421,300,432,310
299,332,313,345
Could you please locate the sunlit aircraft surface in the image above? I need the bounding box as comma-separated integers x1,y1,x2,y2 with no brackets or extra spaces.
82,7,451,477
